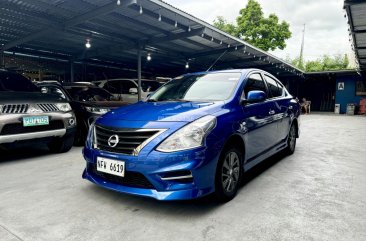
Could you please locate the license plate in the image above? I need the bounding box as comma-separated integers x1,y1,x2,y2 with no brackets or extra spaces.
96,157,125,177
23,116,49,127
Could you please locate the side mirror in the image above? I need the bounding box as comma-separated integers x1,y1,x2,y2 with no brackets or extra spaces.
241,90,266,105
40,87,48,93
129,88,138,95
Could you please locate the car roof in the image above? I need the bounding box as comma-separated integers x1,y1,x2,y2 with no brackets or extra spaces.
96,78,156,82
62,82,95,86
184,68,263,75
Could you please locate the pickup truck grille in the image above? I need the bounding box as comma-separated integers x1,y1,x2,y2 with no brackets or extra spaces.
1,104,29,114
37,104,59,112
95,125,162,155
0,104,59,114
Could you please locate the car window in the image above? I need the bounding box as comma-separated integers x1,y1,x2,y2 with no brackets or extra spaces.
40,86,67,99
149,73,241,102
243,73,267,98
141,81,161,92
103,81,122,94
64,86,113,101
0,72,39,92
120,80,137,94
264,75,283,98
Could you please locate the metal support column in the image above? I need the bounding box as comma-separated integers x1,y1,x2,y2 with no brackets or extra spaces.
70,60,74,82
0,49,4,68
137,45,142,101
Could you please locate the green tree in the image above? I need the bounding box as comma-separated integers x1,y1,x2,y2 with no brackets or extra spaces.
301,54,350,72
213,16,237,36
213,0,291,51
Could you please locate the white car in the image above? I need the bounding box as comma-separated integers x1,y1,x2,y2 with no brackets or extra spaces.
94,79,161,103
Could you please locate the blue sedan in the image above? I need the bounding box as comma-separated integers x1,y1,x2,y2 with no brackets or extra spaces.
82,69,300,202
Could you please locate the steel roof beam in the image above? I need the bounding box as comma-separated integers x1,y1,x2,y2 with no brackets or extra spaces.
1,0,137,51
354,30,366,34
110,12,210,50
144,28,205,45
77,28,204,60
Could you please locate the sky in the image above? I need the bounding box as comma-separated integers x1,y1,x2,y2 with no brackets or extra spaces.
163,0,353,63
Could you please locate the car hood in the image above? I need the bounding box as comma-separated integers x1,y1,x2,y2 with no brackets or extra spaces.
76,100,129,109
103,101,224,122
0,91,66,103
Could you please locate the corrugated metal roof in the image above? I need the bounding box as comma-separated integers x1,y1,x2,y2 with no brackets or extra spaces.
345,0,366,71
0,0,304,77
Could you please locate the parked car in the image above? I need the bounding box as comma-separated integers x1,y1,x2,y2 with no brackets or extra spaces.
82,69,301,202
95,79,161,103
0,69,76,153
36,82,128,145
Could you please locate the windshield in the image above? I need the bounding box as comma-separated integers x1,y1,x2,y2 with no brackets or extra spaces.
0,71,39,92
141,81,161,92
64,86,113,102
148,73,241,102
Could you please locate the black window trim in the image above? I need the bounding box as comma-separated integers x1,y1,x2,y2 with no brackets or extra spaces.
262,73,285,100
241,71,270,104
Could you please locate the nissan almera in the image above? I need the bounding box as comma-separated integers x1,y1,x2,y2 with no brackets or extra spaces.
82,69,300,202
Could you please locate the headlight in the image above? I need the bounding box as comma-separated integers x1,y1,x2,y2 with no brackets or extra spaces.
85,107,110,114
86,122,96,148
156,115,216,152
55,103,72,112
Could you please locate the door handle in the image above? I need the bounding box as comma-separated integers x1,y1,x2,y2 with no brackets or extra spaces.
269,110,275,115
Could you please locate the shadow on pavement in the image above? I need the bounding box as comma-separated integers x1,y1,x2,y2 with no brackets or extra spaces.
0,143,53,163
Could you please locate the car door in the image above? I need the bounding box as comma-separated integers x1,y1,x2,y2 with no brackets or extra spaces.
120,80,139,103
263,74,290,143
241,72,277,161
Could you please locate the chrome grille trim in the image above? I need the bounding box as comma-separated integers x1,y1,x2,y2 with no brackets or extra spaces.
37,104,59,112
1,104,29,114
94,125,166,156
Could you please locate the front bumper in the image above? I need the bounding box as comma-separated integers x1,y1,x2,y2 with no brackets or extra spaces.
0,111,76,144
82,146,219,200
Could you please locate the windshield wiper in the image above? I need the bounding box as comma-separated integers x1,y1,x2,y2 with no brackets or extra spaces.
147,99,157,102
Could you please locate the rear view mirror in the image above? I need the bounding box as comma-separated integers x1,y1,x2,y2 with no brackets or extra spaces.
241,90,266,105
129,88,138,94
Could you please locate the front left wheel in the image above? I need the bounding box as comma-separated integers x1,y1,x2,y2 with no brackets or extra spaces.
284,123,297,155
214,147,243,202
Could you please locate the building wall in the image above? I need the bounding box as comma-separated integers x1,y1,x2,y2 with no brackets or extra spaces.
335,75,365,114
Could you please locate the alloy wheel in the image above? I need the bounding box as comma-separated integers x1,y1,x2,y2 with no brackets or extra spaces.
221,151,240,193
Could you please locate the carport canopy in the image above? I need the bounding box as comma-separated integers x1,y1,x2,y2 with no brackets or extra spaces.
0,0,304,99
345,0,366,71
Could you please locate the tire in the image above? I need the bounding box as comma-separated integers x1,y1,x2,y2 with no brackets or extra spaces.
48,134,75,153
214,147,243,202
73,126,86,146
284,123,296,155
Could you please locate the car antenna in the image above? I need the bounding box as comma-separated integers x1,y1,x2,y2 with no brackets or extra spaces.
206,50,228,72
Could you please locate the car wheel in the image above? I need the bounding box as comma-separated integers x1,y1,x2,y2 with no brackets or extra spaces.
285,123,296,155
48,134,74,153
73,127,86,146
214,147,243,202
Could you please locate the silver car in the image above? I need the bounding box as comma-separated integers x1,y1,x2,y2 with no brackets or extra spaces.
0,70,76,153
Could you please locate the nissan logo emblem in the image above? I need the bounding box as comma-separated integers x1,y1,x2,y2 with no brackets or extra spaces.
107,135,119,147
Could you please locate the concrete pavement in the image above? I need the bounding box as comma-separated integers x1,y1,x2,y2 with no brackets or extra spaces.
0,114,365,241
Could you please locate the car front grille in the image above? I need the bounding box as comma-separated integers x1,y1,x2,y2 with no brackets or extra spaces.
95,125,162,155
1,104,29,114
0,120,65,135
0,104,59,114
37,104,59,112
89,164,155,189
